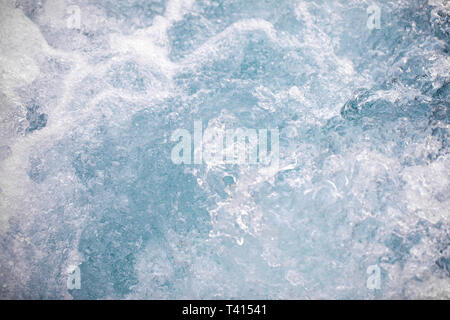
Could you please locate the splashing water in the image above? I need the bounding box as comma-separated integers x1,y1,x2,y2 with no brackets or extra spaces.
0,0,449,299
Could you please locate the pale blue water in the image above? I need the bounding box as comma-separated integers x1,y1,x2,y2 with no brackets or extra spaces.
0,0,449,299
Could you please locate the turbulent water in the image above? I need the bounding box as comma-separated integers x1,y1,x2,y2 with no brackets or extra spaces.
0,0,449,299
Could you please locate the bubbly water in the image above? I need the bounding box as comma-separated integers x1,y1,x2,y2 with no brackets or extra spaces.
0,0,449,299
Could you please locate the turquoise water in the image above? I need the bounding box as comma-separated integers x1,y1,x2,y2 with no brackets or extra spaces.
0,0,449,299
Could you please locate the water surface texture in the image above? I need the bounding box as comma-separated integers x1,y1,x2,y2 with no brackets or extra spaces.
0,0,449,299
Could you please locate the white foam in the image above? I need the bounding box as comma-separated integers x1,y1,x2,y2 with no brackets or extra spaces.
402,156,450,224
0,0,46,102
